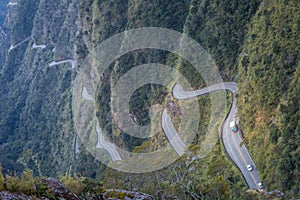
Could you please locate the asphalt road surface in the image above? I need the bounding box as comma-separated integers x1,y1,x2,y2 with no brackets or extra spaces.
79,80,262,190
161,109,186,156
32,43,46,49
8,37,31,51
96,122,122,161
80,86,121,161
171,82,262,190
49,59,75,69
223,98,262,189
81,86,94,101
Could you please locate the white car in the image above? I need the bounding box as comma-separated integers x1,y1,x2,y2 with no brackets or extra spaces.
258,182,263,189
247,164,253,171
230,121,238,133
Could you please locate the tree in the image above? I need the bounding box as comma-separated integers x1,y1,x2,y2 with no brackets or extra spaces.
0,165,4,190
19,169,35,195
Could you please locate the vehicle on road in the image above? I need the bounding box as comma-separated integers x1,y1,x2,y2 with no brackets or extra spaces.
172,83,262,188
247,164,253,171
258,182,263,189
230,121,238,132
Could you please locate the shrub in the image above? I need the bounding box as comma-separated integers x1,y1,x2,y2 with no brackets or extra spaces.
0,165,4,191
59,174,84,195
19,169,35,195
5,173,20,192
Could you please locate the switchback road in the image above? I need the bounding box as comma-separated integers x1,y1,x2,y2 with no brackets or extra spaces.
49,59,75,69
170,82,262,190
8,37,31,51
96,122,122,161
79,81,263,189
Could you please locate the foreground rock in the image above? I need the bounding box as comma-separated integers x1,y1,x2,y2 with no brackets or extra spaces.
0,191,44,200
43,178,80,200
264,190,284,198
0,178,79,200
0,178,153,200
102,189,153,200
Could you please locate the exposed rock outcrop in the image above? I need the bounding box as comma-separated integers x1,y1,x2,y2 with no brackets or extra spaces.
43,178,80,200
0,178,153,200
264,190,284,198
0,191,46,200
102,189,154,200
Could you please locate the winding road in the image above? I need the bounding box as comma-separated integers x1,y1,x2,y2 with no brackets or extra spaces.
162,109,185,156
79,81,262,189
80,86,122,161
8,37,31,51
170,82,262,190
7,2,18,6
49,59,75,69
32,43,46,49
96,122,122,161
81,86,94,101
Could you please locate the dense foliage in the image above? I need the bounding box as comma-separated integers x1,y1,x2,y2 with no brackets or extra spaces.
0,0,9,25
0,0,78,176
0,165,106,199
0,0,299,199
238,0,300,197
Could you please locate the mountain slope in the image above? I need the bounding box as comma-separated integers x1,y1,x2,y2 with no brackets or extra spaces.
0,0,298,199
0,0,78,176
238,0,300,196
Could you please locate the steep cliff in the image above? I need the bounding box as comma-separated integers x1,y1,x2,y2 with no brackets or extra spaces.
0,0,299,199
0,0,78,176
238,0,300,196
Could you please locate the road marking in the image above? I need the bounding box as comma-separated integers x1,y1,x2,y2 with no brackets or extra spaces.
165,124,185,155
172,83,261,190
162,110,185,156
232,131,259,189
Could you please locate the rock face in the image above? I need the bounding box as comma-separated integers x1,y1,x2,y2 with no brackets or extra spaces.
43,178,80,200
102,189,154,200
0,191,42,200
0,178,153,200
264,190,284,198
0,178,80,200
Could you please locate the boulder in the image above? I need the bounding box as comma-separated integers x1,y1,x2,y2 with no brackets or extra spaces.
0,191,49,200
102,189,153,200
43,178,80,200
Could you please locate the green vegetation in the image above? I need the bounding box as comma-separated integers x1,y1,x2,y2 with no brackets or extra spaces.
1,169,44,196
0,0,83,177
4,170,36,195
183,0,261,79
0,0,299,199
0,166,4,191
11,0,39,43
0,167,107,199
59,174,106,199
0,0,8,25
59,174,85,195
91,0,299,198
238,0,300,197
103,142,278,199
